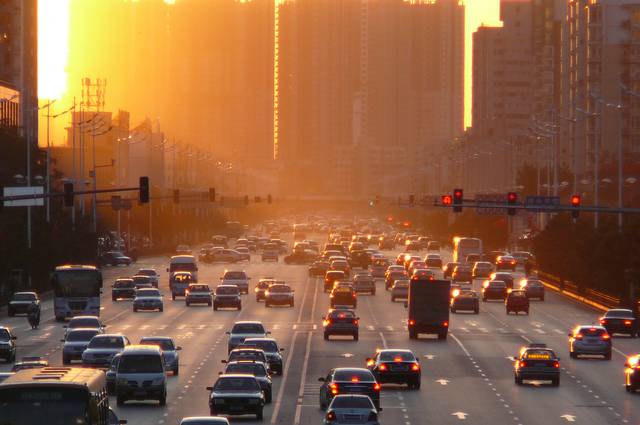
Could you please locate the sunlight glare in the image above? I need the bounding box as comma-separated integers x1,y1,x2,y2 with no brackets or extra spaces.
38,0,69,100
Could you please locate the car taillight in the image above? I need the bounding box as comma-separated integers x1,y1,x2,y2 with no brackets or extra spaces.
368,412,378,421
326,411,337,422
408,319,415,326
553,361,560,368
602,334,610,340
574,333,583,339
354,319,359,325
379,364,387,371
599,318,606,324
624,320,633,326
323,319,332,326
373,383,381,391
519,361,527,368
511,261,516,265
411,363,420,371
442,321,449,327
330,383,338,394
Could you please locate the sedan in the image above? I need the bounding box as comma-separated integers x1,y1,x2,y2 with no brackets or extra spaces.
7,292,39,316
450,290,479,314
496,255,517,271
214,285,242,310
82,334,130,367
505,289,529,315
223,361,272,403
61,328,102,364
599,309,638,337
324,395,380,425
207,374,265,419
390,280,409,302
568,326,611,360
111,278,136,301
520,278,545,300
513,344,560,386
133,288,164,312
482,280,507,301
319,368,381,410
140,336,182,375
353,274,376,295
185,284,213,306
323,308,359,341
265,284,294,307
472,262,493,279
366,349,420,389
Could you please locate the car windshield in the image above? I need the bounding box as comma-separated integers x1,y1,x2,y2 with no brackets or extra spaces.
133,276,151,283
12,293,35,301
137,270,156,276
137,289,160,297
242,340,278,352
510,291,526,297
458,291,476,298
226,363,267,376
330,396,374,409
118,354,163,373
230,351,265,361
140,339,174,351
114,280,135,288
88,336,123,349
69,318,100,329
232,324,265,334
269,285,290,293
214,377,260,391
379,352,415,362
189,285,210,292
580,328,606,336
224,272,247,280
0,329,10,341
489,281,506,287
217,286,239,295
66,330,99,342
605,310,633,318
334,370,374,382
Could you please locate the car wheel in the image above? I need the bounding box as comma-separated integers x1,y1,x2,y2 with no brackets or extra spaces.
256,296,260,302
570,351,577,359
540,296,545,301
437,332,447,341
172,294,176,301
525,309,529,315
409,330,417,340
112,296,117,302
265,389,272,403
552,378,560,387
133,307,138,312
451,308,456,313
474,309,479,314
515,375,522,385
290,302,294,307
173,365,179,375
186,301,190,307
482,297,487,302
238,302,242,310
371,290,376,296
159,393,167,406
413,379,421,390
265,302,270,308
208,302,212,307
7,309,14,317
604,351,612,360
159,306,163,312
213,305,218,311
391,296,396,302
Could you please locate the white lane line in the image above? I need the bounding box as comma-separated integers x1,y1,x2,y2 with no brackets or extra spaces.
379,332,388,349
449,333,471,357
309,276,319,323
553,329,564,334
533,329,545,334
293,332,313,424
271,331,300,424
367,325,376,331
296,277,310,324
613,346,628,357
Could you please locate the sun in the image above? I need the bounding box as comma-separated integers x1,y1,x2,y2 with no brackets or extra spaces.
38,0,70,100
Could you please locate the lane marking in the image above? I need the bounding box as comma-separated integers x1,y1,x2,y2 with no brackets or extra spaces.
295,276,310,324
449,333,471,356
270,331,299,424
379,332,388,349
293,332,313,424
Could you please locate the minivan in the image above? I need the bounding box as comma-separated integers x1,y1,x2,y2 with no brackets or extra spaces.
115,345,167,406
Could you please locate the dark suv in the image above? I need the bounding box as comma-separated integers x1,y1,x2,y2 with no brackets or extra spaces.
599,309,637,337
505,289,529,314
482,280,507,301
323,309,359,341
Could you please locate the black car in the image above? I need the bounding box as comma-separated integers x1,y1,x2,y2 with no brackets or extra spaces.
482,280,507,301
513,344,560,386
111,278,136,301
443,262,459,279
0,327,17,363
330,286,357,309
241,338,285,375
7,292,39,316
366,349,420,389
213,285,242,311
451,265,473,283
284,250,315,265
522,278,545,300
207,374,265,419
99,251,132,266
490,272,514,289
223,361,273,403
319,368,381,410
350,251,372,269
625,355,640,392
599,309,638,337
308,260,330,277
450,290,479,314
505,289,530,315
323,309,359,341
254,279,276,302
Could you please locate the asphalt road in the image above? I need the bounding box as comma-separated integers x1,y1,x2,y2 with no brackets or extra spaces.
1,243,639,425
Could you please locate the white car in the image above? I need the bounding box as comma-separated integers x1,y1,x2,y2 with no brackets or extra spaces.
220,270,251,294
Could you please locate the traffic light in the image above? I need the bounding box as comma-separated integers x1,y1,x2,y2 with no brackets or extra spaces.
173,189,180,204
139,176,149,203
507,192,517,216
209,187,216,202
570,194,581,219
63,182,74,207
453,188,463,213
441,194,453,206
244,195,249,205
409,194,415,205
267,194,272,204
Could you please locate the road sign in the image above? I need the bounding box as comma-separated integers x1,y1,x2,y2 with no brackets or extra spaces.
525,196,560,212
3,187,44,207
475,193,507,215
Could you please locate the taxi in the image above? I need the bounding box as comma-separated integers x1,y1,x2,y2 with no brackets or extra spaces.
330,285,357,308
513,344,560,386
625,354,640,392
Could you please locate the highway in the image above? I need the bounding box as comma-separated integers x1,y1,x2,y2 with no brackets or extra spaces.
1,242,638,425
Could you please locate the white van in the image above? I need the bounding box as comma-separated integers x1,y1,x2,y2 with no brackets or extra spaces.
167,255,198,281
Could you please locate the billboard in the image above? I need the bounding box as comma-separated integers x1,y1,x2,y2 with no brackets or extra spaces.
3,186,44,207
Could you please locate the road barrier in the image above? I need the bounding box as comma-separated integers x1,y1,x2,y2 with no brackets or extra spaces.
536,271,620,312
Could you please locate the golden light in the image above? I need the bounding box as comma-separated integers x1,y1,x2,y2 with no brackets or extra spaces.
38,0,70,99
164,0,177,4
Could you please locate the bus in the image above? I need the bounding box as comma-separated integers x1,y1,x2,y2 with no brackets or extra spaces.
453,237,483,264
51,265,103,322
0,367,113,425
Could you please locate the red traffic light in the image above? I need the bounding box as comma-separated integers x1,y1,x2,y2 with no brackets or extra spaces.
507,192,517,203
386,216,394,222
453,189,463,200
571,194,581,207
442,195,453,206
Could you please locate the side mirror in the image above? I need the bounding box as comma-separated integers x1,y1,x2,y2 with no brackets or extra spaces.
225,332,230,335
60,339,65,343
206,386,213,391
266,331,271,335
318,377,326,382
176,346,182,351
11,336,17,340
221,360,227,363
166,268,169,272
280,348,285,352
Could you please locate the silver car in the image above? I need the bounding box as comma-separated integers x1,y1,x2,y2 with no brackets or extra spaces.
133,288,164,312
390,279,409,302
569,325,612,360
324,395,380,425
64,316,106,336
82,334,130,367
136,268,159,287
62,328,102,364
140,336,182,375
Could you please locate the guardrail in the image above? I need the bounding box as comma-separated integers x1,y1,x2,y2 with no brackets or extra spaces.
536,271,620,312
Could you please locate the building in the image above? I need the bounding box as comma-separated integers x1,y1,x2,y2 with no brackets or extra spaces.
0,82,20,128
0,0,37,140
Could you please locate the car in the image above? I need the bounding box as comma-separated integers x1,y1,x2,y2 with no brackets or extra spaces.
261,243,280,262
210,249,245,263
465,253,481,264
353,273,376,295
7,291,39,316
366,349,420,389
61,328,102,364
385,270,408,291
133,288,164,312
512,251,533,265
472,261,493,278
505,289,529,314
212,235,229,248
452,264,473,283
513,344,560,386
520,278,545,300
11,356,49,372
82,334,130,367
220,270,251,294
390,280,409,302
407,260,426,276
235,246,251,261
496,255,517,271
207,374,265,419
443,262,459,279
325,270,347,292
222,360,272,403
330,259,351,277
424,254,442,269
482,280,507,301
324,394,380,425
214,285,242,310
134,269,159,287
330,285,357,308
115,345,167,406
227,321,270,353
186,283,213,306
179,417,230,425
169,271,196,300
226,348,269,366
490,272,515,289
99,251,132,266
369,258,389,278
378,237,395,250
323,308,359,341
240,338,285,375
132,274,154,289
64,316,105,335
403,255,421,270
599,309,638,337
450,289,480,314
349,250,372,269
254,278,277,301
624,354,640,392
395,253,410,265
405,240,421,252
111,278,136,301
265,283,295,307
309,260,330,277
140,336,182,375
568,326,611,359
319,368,381,410
412,268,435,280
427,241,440,251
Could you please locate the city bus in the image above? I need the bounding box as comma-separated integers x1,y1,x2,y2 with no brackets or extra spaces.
452,237,483,264
0,367,115,425
51,265,103,322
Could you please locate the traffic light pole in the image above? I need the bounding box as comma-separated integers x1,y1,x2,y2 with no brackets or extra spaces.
432,199,640,215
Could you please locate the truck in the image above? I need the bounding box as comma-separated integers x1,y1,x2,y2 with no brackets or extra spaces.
407,279,450,340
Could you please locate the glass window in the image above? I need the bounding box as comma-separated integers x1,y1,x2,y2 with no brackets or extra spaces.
0,329,10,341
0,388,89,425
52,270,101,298
242,340,278,352
66,330,99,342
379,352,415,362
140,339,174,351
232,324,265,334
216,286,239,295
334,370,374,382
69,318,100,329
88,336,124,349
330,396,374,409
226,363,267,376
224,272,247,280
12,293,36,301
118,354,163,373
214,377,259,391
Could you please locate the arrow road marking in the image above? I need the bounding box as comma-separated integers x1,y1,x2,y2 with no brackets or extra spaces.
423,354,435,360
561,414,577,422
436,379,450,385
451,412,468,420
342,353,354,358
